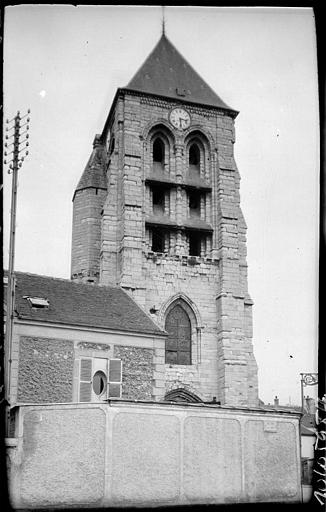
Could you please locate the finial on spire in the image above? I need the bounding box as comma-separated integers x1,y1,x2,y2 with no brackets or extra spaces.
162,5,166,36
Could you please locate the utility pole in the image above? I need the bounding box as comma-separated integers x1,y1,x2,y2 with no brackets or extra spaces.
4,109,30,433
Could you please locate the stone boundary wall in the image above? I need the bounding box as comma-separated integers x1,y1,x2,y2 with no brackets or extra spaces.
6,401,302,508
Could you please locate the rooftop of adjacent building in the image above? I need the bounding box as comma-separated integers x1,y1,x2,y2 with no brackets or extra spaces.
260,395,316,436
4,271,165,337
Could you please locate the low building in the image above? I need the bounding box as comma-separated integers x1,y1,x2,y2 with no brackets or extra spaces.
4,271,167,406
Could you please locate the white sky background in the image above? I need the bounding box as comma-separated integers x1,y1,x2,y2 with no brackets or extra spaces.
3,5,319,405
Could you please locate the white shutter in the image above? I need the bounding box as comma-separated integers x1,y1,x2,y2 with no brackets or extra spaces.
108,359,122,398
79,358,92,402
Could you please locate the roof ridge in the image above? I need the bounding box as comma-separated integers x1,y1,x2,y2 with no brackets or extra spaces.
8,270,70,282
11,270,122,291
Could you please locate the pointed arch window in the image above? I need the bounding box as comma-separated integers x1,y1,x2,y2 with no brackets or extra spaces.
165,304,191,365
189,143,200,178
153,137,165,171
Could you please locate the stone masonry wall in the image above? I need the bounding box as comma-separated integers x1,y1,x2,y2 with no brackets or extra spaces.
17,336,74,403
100,91,258,406
71,188,107,283
140,255,220,401
113,345,153,400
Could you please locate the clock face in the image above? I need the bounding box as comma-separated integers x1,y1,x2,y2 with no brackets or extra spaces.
169,108,191,130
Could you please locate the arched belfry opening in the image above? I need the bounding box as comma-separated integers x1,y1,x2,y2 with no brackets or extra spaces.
189,142,200,178
153,137,165,170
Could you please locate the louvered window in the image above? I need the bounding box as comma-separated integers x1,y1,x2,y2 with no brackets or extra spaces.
79,358,93,402
108,359,122,398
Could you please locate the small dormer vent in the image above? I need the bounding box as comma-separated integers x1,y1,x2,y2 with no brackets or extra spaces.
176,87,186,96
24,296,49,309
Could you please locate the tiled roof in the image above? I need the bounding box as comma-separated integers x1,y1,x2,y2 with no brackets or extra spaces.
8,271,165,336
74,135,107,197
125,34,235,112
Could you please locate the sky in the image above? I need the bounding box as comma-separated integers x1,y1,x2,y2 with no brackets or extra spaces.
3,5,319,406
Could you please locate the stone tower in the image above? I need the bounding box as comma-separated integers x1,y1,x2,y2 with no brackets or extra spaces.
71,134,107,283
71,34,259,406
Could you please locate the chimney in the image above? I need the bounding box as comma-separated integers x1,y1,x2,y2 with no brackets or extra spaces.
274,396,279,407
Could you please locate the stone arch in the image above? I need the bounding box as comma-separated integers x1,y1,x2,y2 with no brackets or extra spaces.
164,387,203,403
159,292,202,328
145,123,175,175
142,120,175,145
183,126,214,149
160,293,202,366
184,130,211,182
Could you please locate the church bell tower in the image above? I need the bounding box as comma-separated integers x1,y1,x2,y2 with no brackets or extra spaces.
71,33,259,406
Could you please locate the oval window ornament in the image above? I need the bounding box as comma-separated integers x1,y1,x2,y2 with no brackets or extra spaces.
92,371,107,396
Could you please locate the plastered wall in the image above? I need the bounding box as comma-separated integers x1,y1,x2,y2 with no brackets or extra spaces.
7,402,302,508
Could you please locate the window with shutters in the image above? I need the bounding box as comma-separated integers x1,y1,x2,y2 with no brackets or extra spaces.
79,358,93,402
165,304,191,365
93,371,107,397
108,359,122,398
78,357,122,401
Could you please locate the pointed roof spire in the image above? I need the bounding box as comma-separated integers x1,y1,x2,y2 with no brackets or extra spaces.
124,33,235,112
73,135,107,199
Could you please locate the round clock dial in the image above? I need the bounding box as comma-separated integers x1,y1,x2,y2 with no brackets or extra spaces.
169,108,191,130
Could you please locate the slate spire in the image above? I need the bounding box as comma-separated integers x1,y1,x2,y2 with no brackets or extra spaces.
125,33,233,111
73,134,107,199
